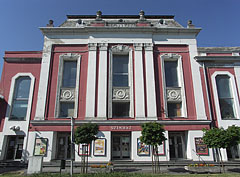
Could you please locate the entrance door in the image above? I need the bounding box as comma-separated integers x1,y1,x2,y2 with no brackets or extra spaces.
227,145,240,160
6,136,24,160
169,133,185,160
112,132,131,160
57,133,71,159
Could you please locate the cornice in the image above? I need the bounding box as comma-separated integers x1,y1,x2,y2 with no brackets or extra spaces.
195,56,240,62
39,27,201,36
31,119,211,126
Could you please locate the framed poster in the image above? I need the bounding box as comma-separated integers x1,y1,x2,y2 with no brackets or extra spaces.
78,144,91,156
154,142,165,156
94,138,106,156
34,138,48,156
195,137,209,155
137,138,150,156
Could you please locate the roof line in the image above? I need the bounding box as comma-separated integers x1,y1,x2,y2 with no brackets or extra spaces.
67,15,175,19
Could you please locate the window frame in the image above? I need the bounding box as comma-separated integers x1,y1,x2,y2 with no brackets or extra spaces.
108,45,134,118
55,53,81,118
6,73,35,121
161,53,187,118
211,71,240,120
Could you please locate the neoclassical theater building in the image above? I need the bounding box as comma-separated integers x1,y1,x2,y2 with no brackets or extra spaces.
0,11,240,163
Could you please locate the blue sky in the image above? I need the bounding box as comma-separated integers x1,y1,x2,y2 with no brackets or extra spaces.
0,0,240,78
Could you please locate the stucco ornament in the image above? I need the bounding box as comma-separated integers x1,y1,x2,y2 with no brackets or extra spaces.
113,87,130,100
60,89,75,101
111,45,130,53
167,88,181,101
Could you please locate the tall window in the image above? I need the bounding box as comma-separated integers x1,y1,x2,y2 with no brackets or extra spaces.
59,61,77,117
162,54,186,118
112,55,130,117
216,75,235,119
10,77,31,120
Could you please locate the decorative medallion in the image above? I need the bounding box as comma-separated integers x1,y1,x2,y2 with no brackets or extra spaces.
167,88,181,101
60,89,75,101
113,87,130,100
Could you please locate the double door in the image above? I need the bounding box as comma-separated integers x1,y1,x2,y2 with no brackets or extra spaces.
57,133,71,159
6,136,24,160
169,133,185,160
112,133,131,160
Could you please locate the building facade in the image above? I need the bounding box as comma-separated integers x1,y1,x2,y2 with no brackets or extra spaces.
0,11,240,163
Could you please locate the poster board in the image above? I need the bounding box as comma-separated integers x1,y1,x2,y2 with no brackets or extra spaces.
94,138,106,156
34,138,48,156
137,138,150,156
78,144,91,156
195,137,209,155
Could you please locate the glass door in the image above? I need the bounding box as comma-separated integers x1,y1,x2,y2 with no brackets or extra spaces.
6,136,24,160
112,133,131,160
57,133,71,159
169,133,185,160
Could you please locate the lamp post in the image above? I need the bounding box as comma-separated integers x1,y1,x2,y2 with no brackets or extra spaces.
70,116,75,177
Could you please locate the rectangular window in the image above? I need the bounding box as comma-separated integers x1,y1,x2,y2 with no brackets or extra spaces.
58,60,78,118
10,77,31,120
216,75,235,119
164,59,183,118
112,55,130,118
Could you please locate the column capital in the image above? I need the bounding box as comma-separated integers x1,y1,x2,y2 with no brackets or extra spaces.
133,43,143,51
98,43,108,51
88,43,97,51
144,43,153,51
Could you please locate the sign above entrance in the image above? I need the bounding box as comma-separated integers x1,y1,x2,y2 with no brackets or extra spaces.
111,126,132,131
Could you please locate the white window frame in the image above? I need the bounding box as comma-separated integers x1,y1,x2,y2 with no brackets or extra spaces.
211,71,240,120
55,53,81,118
108,45,134,118
6,73,35,121
161,53,187,118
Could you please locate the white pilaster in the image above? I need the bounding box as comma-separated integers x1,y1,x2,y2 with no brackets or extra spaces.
189,41,207,120
85,43,97,119
144,43,157,119
35,37,53,120
97,43,108,119
134,43,145,118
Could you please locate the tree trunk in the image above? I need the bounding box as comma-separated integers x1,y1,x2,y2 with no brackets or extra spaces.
218,148,225,173
151,146,154,173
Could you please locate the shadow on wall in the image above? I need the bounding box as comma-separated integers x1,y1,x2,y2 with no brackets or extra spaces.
0,98,8,128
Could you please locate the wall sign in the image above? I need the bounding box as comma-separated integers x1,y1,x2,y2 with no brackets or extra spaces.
111,126,132,130
195,137,209,155
78,144,90,156
137,138,150,156
94,138,106,156
34,138,48,156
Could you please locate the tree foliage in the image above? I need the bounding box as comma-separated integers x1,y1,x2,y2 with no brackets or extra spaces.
75,123,99,144
140,122,166,146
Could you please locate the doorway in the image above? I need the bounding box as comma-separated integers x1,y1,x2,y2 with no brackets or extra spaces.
227,145,240,160
169,132,186,160
56,133,71,160
112,132,131,160
5,136,24,160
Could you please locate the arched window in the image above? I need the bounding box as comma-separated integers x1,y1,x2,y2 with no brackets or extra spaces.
216,75,235,119
10,77,31,120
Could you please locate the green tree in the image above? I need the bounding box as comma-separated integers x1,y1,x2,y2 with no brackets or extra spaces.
75,123,99,173
202,126,240,173
140,122,166,173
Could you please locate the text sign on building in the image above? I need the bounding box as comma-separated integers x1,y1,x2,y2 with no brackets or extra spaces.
111,126,132,131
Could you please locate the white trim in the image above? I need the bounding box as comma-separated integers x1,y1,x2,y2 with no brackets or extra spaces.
4,73,35,161
211,71,240,121
108,45,134,118
35,39,52,120
55,53,81,118
144,43,157,118
134,43,145,118
85,43,97,118
97,43,108,118
160,53,187,118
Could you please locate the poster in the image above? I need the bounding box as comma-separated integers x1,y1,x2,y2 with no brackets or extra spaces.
195,137,208,155
154,142,165,156
137,138,150,156
94,139,106,156
78,144,90,156
34,138,48,156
